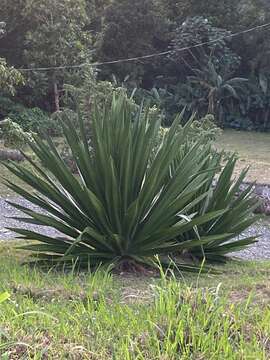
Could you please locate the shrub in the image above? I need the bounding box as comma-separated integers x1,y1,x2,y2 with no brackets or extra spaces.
187,114,222,142
0,96,25,119
64,66,138,139
0,57,25,95
3,95,259,272
0,118,32,149
9,108,62,137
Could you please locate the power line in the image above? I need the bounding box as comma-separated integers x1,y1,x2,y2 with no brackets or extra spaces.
16,21,270,72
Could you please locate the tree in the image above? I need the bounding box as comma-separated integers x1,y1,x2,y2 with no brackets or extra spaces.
0,1,29,67
0,58,24,95
84,0,110,35
1,0,270,131
96,0,169,87
188,60,248,124
170,16,240,77
0,22,24,95
22,0,92,111
174,0,242,30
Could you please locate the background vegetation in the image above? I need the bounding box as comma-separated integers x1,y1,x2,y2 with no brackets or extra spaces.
1,0,270,132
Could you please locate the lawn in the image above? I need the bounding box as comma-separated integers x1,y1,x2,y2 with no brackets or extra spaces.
0,162,32,197
0,243,270,359
216,129,270,184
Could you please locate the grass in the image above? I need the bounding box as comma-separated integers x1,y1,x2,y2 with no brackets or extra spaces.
216,129,270,184
0,243,270,359
0,162,33,197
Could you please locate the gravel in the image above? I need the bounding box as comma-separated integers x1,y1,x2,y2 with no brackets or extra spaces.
0,196,59,239
0,196,270,260
233,222,270,260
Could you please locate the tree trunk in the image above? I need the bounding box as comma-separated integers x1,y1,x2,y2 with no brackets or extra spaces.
53,82,60,112
263,107,269,130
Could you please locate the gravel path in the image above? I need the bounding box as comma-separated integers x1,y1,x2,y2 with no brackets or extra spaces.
0,196,270,260
0,196,59,239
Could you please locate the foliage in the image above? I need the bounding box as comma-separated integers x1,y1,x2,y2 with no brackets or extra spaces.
174,152,260,262
19,0,92,111
9,108,62,137
96,0,169,85
170,16,240,74
241,74,270,131
0,96,25,119
154,115,220,159
0,21,24,95
4,95,258,271
1,1,270,130
0,118,32,149
174,0,245,32
63,66,139,150
0,58,24,96
64,66,137,124
153,121,260,262
188,60,248,124
187,114,222,142
61,68,140,171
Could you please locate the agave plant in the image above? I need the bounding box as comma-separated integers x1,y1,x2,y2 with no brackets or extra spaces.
172,144,260,262
3,95,257,271
2,95,222,271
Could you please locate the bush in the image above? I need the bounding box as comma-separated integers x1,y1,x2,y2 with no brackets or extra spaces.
4,95,259,272
187,114,222,142
0,96,25,119
224,115,255,131
0,57,25,95
0,118,32,149
154,114,221,158
9,108,62,136
64,66,138,139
